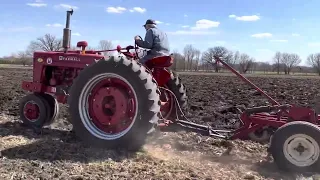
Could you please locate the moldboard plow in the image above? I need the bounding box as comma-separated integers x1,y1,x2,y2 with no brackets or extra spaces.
19,9,320,173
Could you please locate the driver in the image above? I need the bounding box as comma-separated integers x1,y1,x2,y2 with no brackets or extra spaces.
134,19,170,64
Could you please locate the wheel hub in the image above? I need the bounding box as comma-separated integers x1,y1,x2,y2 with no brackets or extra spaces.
91,87,129,126
23,101,40,121
283,134,320,167
83,76,137,137
294,143,307,155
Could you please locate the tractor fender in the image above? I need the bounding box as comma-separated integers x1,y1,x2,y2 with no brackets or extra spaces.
153,68,171,87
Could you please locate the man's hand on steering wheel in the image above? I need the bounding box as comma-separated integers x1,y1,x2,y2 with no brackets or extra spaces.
133,35,144,60
134,35,142,41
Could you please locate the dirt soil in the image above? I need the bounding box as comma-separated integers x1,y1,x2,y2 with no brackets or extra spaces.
0,67,320,180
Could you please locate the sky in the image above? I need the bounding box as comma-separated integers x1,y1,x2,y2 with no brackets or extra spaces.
1,0,320,65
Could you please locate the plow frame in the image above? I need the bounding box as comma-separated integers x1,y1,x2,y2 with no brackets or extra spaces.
159,56,320,140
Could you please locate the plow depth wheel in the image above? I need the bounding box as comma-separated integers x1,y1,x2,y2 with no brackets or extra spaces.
19,93,51,128
68,56,160,151
270,121,320,172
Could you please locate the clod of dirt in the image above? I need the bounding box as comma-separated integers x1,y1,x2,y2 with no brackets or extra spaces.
243,172,256,179
190,104,204,111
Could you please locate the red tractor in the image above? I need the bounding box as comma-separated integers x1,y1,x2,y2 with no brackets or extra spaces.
19,9,320,172
20,9,187,150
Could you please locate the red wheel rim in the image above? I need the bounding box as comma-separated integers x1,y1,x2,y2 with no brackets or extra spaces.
78,73,138,140
23,101,40,122
160,86,174,119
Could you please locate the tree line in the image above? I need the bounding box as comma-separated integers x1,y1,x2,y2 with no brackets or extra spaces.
0,34,113,66
0,33,319,75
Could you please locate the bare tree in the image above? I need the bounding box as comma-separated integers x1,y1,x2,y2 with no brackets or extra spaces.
171,50,185,71
233,50,240,66
27,34,62,55
98,40,113,56
255,62,271,73
194,50,201,71
273,51,282,74
183,44,197,71
202,46,233,72
238,53,254,73
307,53,320,75
280,53,301,74
280,53,290,74
17,51,32,66
86,46,96,50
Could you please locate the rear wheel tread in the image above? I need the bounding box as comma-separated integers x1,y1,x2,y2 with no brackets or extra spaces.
68,56,160,151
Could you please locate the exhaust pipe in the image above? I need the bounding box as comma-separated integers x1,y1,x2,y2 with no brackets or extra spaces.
63,9,74,53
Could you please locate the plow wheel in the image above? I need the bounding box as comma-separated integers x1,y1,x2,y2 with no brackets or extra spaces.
248,113,274,143
270,121,320,172
160,70,188,120
67,56,160,151
248,126,275,143
19,93,52,128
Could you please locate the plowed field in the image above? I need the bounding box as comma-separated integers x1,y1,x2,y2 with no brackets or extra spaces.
0,67,319,180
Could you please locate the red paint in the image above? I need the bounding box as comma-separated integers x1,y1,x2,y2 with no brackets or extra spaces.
145,56,173,87
145,56,173,68
23,102,40,121
88,77,136,134
21,40,177,133
76,41,88,48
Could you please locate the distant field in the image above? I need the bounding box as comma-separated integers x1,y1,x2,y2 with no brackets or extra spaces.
1,64,319,79
0,64,32,69
176,71,320,79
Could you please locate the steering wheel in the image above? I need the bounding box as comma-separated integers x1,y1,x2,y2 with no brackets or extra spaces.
134,35,143,60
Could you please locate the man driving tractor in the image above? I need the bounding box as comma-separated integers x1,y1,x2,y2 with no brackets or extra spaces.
134,19,170,64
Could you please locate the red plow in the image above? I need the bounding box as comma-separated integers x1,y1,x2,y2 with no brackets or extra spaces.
19,9,320,173
160,56,319,141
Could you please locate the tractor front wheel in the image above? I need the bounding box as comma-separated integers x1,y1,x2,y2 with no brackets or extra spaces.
19,93,51,128
270,121,320,172
68,56,160,151
35,93,60,125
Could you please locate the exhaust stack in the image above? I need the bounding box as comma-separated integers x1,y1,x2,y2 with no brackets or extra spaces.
63,9,74,53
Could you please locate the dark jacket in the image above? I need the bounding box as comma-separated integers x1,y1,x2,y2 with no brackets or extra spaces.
135,27,170,56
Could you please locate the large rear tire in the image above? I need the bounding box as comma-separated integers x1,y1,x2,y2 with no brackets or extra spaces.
67,56,160,151
270,121,320,172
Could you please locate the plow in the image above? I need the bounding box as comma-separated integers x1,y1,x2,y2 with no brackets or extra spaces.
19,9,320,173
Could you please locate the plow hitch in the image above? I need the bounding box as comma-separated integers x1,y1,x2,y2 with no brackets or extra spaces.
159,119,232,139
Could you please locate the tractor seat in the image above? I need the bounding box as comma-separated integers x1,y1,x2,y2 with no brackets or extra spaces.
145,56,173,68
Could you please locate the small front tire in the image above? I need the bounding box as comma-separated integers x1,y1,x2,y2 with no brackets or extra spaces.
35,93,59,125
19,93,51,129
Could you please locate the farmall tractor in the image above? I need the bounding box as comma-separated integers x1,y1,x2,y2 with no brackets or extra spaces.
20,9,187,150
19,9,320,172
